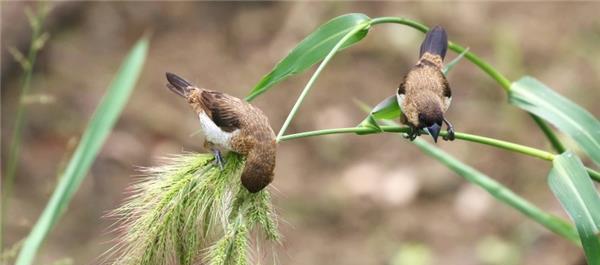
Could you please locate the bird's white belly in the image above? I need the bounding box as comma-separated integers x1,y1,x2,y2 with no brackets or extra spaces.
198,112,236,151
396,93,406,112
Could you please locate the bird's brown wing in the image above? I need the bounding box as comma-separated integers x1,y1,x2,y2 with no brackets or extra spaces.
442,73,451,98
200,90,242,132
441,72,452,111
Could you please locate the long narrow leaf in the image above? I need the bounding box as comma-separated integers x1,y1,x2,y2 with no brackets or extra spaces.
246,13,370,101
15,37,149,265
353,104,585,244
549,152,600,264
510,77,600,165
411,138,580,244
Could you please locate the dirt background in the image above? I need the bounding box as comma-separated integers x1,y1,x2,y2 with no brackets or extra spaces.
2,2,600,265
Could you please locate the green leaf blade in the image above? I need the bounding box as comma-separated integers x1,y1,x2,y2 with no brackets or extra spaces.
549,152,600,264
15,37,149,265
246,13,370,101
371,95,402,120
411,139,580,244
442,47,469,76
355,95,402,132
509,76,600,165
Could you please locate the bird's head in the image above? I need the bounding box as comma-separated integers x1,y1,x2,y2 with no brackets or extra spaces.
417,105,444,143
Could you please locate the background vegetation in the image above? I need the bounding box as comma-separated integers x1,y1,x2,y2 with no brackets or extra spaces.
2,2,600,265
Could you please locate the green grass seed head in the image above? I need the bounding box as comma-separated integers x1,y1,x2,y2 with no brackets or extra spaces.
107,152,279,265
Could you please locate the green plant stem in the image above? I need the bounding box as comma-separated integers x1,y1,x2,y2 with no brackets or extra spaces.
369,17,565,159
2,4,49,251
456,132,555,160
4,23,38,196
530,113,567,153
412,138,580,244
275,22,369,142
280,126,552,158
587,168,600,182
278,126,600,182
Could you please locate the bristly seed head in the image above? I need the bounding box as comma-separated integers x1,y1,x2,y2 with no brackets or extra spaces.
104,152,280,265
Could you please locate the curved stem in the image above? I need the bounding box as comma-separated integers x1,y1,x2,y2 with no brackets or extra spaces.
279,126,600,182
275,22,370,142
447,42,512,92
370,17,511,91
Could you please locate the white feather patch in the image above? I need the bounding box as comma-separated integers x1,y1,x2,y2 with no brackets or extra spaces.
396,93,406,113
444,96,452,111
198,112,236,150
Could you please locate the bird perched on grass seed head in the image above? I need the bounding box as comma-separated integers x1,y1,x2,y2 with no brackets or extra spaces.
166,72,276,193
397,25,455,142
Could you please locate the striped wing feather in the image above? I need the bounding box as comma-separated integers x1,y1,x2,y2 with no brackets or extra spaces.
200,91,242,132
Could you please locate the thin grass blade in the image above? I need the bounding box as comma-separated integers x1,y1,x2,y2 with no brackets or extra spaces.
356,107,572,236
411,138,580,244
246,13,370,101
510,76,600,165
442,47,469,76
548,152,600,264
15,37,149,265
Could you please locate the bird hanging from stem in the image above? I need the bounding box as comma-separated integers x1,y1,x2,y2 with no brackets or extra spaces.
397,25,455,143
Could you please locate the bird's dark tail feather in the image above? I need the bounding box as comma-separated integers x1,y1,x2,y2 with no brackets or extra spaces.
419,25,448,60
166,72,194,97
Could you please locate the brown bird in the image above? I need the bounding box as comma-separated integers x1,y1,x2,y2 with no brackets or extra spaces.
166,72,276,193
397,25,455,142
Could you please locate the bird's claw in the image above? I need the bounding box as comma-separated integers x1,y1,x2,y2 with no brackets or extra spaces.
212,149,225,170
442,118,455,141
443,128,455,141
404,127,420,141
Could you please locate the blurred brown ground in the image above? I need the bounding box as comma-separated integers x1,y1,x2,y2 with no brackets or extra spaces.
2,2,600,265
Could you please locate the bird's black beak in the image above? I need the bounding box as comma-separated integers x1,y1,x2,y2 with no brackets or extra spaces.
426,123,441,143
166,72,194,98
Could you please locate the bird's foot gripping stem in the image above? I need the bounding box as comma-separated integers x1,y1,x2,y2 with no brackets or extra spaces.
212,149,225,170
404,126,421,141
442,118,455,141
